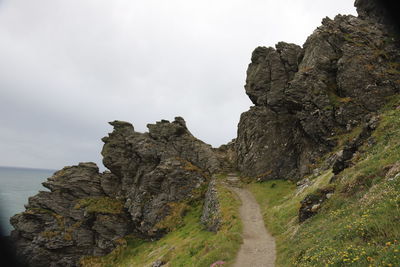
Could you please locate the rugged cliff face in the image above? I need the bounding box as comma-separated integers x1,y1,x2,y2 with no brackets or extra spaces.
236,0,400,180
100,119,219,236
9,0,400,265
355,0,398,28
10,118,220,266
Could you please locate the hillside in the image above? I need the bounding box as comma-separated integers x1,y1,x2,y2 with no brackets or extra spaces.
248,95,400,266
8,0,400,266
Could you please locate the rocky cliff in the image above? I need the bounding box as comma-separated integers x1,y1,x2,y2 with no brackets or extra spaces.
10,118,220,266
9,0,400,265
236,0,400,180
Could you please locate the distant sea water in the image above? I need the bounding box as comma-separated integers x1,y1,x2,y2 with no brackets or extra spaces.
0,166,55,235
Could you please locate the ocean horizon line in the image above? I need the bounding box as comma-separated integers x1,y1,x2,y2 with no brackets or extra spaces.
0,165,57,172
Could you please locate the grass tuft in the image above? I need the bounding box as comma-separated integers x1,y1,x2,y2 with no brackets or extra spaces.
80,180,242,267
75,197,124,214
247,95,400,266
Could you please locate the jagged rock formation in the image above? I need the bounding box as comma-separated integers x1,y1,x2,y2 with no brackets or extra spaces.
10,163,130,266
10,0,400,265
10,118,219,266
101,119,218,236
236,0,400,180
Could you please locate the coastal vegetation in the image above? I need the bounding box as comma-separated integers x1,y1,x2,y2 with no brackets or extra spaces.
247,96,400,266
80,178,242,267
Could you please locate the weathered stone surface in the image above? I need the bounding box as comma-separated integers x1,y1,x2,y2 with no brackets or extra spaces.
354,0,398,29
11,117,219,266
245,42,302,110
101,118,219,193
286,15,399,143
101,117,218,236
332,115,379,174
124,157,208,237
10,163,132,267
236,106,319,180
213,139,237,172
385,162,400,181
201,178,220,232
42,162,104,199
237,11,400,180
299,186,335,222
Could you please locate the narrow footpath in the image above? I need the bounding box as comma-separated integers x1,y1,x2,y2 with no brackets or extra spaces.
225,175,276,267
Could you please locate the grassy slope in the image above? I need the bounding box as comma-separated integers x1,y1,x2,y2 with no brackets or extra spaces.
248,96,400,266
81,178,242,267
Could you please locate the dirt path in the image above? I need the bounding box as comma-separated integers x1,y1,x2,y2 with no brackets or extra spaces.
227,176,276,267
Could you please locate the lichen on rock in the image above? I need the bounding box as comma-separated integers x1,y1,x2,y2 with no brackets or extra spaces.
201,178,221,232
9,1,400,265
10,117,220,266
236,8,400,180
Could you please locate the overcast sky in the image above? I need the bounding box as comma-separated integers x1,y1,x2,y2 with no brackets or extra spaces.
0,0,356,170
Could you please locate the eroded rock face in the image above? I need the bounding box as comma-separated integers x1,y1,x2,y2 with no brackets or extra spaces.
11,117,219,266
213,139,237,172
101,118,219,235
354,0,398,28
332,115,379,175
245,42,302,109
10,163,132,267
201,178,220,232
237,12,400,180
236,106,317,180
299,187,335,222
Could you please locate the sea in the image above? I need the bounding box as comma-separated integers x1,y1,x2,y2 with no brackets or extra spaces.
0,166,55,235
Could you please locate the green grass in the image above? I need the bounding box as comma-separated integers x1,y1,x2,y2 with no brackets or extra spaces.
80,181,242,267
326,89,353,108
247,96,400,266
75,197,124,214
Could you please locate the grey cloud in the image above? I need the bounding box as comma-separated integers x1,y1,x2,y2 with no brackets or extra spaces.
0,0,356,169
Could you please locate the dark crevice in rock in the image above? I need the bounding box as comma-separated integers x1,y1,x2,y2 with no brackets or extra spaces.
332,115,379,175
299,186,335,222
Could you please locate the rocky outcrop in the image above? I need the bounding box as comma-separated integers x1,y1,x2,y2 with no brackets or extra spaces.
11,117,219,266
237,8,400,180
299,186,335,222
10,163,131,267
236,106,317,180
213,139,237,172
332,115,379,175
100,118,219,236
354,0,398,29
245,42,302,109
10,0,400,265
